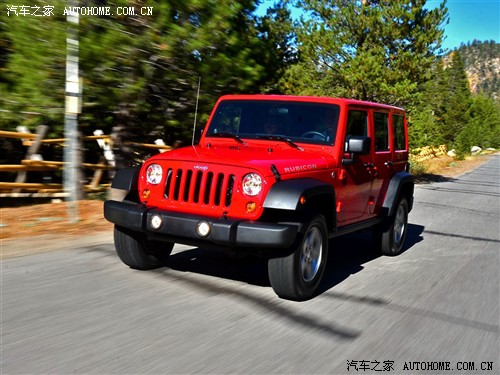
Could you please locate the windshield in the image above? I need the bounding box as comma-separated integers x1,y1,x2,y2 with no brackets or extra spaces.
206,100,340,146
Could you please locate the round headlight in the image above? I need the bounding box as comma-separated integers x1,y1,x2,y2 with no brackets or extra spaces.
242,173,262,196
146,164,163,185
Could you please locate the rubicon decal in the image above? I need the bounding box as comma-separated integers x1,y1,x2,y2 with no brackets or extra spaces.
283,164,317,173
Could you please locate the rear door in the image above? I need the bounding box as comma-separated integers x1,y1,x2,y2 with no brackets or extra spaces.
371,110,409,214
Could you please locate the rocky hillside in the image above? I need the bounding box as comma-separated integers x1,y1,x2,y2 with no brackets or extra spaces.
449,40,499,100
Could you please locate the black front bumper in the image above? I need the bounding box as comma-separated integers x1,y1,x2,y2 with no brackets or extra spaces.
104,200,298,250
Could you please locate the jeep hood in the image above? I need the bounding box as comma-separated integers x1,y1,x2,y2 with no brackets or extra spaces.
148,143,334,177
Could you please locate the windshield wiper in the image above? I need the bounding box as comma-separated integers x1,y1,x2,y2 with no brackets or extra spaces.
208,132,245,144
257,135,303,151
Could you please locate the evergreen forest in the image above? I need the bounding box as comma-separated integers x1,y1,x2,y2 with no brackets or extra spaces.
1,0,499,164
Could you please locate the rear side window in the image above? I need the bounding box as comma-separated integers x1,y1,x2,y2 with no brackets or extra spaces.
374,112,389,151
393,114,406,150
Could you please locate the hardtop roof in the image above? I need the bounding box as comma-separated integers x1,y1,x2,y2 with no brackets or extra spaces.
217,94,405,112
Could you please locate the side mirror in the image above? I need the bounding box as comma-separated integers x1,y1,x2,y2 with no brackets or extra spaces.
342,135,371,165
345,135,371,154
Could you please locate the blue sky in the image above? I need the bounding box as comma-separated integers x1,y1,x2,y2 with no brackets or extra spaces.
255,0,499,51
429,0,499,50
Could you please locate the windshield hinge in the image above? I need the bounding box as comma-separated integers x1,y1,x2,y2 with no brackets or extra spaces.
271,164,281,182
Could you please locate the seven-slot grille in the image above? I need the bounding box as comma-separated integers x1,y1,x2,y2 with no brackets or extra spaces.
164,168,235,207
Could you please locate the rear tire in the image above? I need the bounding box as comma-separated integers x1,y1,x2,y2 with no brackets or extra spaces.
377,197,409,256
268,215,328,301
114,225,174,270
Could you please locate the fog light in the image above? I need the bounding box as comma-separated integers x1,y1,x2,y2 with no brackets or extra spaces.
150,214,163,230
196,220,211,237
142,189,151,199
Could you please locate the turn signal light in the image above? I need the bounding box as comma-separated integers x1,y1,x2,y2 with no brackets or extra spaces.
142,189,151,199
246,202,256,213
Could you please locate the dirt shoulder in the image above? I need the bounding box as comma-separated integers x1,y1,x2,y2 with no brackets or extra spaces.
1,200,114,259
1,153,495,259
412,153,493,183
1,200,112,240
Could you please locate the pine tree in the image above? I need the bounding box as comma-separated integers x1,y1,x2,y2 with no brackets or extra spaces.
408,107,441,149
441,51,472,147
456,95,500,152
455,40,499,100
409,59,448,148
280,0,448,106
1,0,268,148
1,0,67,135
256,1,298,93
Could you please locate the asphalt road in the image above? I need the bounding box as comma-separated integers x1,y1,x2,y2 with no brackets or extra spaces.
2,155,499,374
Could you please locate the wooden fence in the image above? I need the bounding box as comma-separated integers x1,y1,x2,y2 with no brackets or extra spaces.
0,126,172,198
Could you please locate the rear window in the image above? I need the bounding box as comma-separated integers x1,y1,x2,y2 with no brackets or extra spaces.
393,114,407,151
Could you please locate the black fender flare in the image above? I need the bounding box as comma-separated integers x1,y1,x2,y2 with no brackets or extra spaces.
382,171,414,217
111,166,141,191
263,178,335,211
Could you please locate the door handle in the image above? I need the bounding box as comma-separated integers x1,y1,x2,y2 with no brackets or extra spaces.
384,161,393,167
363,162,378,176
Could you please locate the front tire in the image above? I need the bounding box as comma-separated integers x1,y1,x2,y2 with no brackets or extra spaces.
268,215,328,301
114,226,174,270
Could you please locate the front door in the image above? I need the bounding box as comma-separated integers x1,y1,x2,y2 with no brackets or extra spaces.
372,111,392,214
338,109,375,224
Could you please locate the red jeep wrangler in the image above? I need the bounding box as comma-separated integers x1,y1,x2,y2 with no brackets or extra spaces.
104,95,414,301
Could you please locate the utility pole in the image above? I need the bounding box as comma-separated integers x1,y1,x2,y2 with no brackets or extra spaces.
63,0,81,222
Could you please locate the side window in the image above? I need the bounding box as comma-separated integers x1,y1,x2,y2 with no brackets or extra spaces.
346,110,368,136
374,112,389,151
393,114,407,151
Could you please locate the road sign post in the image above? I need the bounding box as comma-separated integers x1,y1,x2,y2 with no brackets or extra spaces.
63,0,81,222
